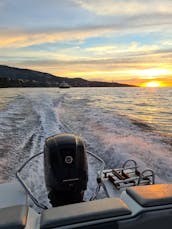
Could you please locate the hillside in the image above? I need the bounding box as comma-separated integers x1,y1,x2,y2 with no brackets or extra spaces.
0,65,134,87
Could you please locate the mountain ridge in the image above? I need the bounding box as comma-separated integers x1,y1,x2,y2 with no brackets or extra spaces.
0,65,135,87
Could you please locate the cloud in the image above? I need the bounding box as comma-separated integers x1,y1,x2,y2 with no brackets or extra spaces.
3,48,171,79
1,17,172,49
1,38,172,80
1,40,172,69
0,26,115,48
0,0,171,85
75,0,172,16
1,0,172,50
0,0,84,27
85,43,160,56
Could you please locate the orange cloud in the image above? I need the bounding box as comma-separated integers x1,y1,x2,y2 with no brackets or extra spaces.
0,27,113,48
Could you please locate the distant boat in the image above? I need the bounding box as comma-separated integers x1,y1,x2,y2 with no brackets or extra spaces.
59,81,70,88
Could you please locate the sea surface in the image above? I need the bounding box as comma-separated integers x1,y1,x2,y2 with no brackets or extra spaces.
0,87,172,207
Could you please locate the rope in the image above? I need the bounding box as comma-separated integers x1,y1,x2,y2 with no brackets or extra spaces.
16,152,48,210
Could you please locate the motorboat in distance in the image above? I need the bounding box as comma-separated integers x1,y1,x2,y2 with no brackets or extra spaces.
59,81,70,88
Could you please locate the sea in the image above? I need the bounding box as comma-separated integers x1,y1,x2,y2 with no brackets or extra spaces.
0,87,172,208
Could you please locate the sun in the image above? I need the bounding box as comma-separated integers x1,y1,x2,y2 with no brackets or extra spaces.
141,81,162,87
146,81,161,87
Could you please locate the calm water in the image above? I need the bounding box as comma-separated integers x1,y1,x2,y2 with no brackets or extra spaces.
0,87,172,206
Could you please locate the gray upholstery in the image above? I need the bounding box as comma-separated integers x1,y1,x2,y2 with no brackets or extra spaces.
0,182,27,208
0,205,28,229
126,184,172,207
41,198,131,228
118,208,172,229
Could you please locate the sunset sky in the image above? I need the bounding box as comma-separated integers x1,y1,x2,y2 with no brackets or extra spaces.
0,0,172,86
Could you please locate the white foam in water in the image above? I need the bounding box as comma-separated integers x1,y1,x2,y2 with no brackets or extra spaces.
0,88,171,209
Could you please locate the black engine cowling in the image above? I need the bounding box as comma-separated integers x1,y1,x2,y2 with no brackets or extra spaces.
44,133,88,206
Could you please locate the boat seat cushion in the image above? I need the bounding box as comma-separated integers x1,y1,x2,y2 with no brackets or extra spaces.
126,184,172,207
0,182,27,208
41,198,131,228
0,205,28,229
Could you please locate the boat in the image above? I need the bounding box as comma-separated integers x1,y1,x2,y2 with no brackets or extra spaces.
0,133,172,229
59,81,70,88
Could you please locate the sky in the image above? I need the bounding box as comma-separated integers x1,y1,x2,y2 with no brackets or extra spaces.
0,0,172,86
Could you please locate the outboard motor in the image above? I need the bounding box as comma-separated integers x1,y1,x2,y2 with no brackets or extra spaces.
44,133,88,207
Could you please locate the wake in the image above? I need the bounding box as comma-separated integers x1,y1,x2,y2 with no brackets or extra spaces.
0,90,171,209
